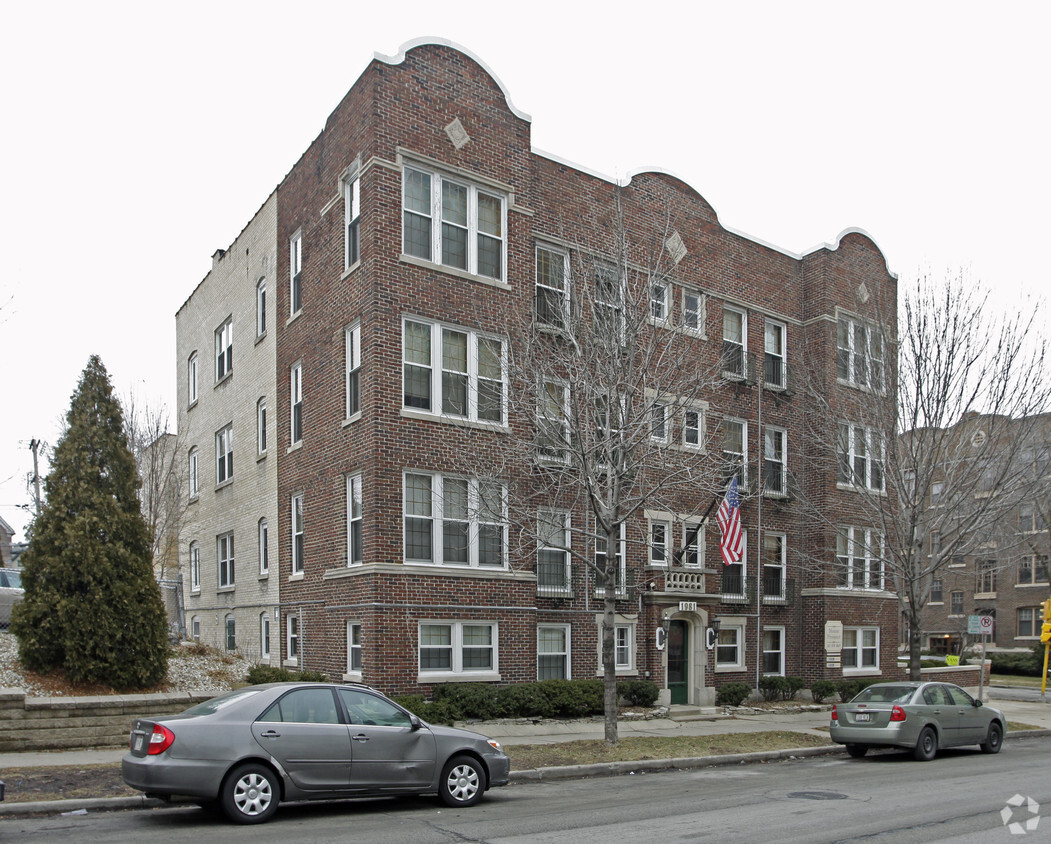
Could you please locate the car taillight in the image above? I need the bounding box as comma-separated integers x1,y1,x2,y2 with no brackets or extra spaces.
890,705,907,722
148,724,176,755
831,705,838,721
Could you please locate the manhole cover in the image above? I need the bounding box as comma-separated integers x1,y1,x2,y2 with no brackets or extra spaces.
787,791,848,801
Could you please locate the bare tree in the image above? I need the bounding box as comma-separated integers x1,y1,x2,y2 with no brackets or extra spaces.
802,269,1051,680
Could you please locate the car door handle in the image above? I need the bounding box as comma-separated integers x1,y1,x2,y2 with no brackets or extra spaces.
352,734,370,742
259,730,281,738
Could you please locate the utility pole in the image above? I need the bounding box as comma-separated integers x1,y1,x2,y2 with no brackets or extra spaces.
29,439,41,516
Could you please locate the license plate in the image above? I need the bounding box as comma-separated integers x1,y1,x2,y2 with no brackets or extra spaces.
133,734,145,752
854,713,871,722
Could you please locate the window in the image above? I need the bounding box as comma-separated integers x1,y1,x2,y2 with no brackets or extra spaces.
721,531,747,595
287,615,299,662
256,278,266,337
950,591,964,615
291,494,304,574
347,474,363,565
649,519,671,567
191,616,200,639
722,418,747,484
837,423,884,491
682,289,704,335
764,320,786,388
419,622,497,676
404,473,507,568
217,532,235,588
1019,555,1049,585
290,231,303,314
722,306,746,378
682,522,704,568
762,627,785,675
537,510,571,595
837,315,883,390
261,613,270,660
836,527,884,589
538,380,570,461
216,424,233,484
842,627,879,671
762,533,786,600
345,324,361,419
930,578,943,603
976,559,997,594
258,518,269,576
715,625,743,668
347,622,362,673
402,165,505,280
215,318,233,380
931,482,943,506
650,279,669,325
595,523,626,597
1019,502,1047,533
290,363,303,445
402,319,505,424
257,398,267,455
225,615,236,651
538,624,570,680
345,172,360,268
594,263,624,338
930,531,941,558
683,405,705,450
187,352,199,405
188,448,199,498
763,427,786,495
614,624,633,670
536,245,569,328
189,542,200,592
650,401,669,443
1018,608,1036,638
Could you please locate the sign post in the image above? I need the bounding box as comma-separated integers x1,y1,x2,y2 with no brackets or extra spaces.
968,615,994,701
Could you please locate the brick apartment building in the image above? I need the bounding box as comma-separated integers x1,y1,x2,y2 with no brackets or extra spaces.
178,39,900,704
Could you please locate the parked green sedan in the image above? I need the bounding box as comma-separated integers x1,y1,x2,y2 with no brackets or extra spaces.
830,681,1005,760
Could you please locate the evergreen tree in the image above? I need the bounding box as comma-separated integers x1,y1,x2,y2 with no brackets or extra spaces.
12,356,169,689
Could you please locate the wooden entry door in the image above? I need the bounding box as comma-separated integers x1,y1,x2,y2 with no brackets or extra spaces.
668,620,689,705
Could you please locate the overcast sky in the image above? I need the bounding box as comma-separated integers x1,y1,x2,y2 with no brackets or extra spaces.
1,1,1048,542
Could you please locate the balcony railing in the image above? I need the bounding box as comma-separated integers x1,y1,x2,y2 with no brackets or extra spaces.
665,569,707,593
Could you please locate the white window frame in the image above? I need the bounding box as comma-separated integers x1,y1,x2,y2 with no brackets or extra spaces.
189,542,200,592
682,522,704,568
347,474,363,566
614,624,634,671
1018,607,1036,638
418,621,499,680
537,509,571,595
715,623,744,670
593,262,625,339
649,279,670,326
594,522,627,598
402,165,506,281
258,518,269,576
217,532,235,589
722,305,747,378
762,532,786,601
260,613,271,660
256,278,266,337
536,245,570,329
538,379,570,462
402,318,506,425
762,626,786,676
648,518,671,567
836,527,885,590
837,423,885,492
286,615,299,665
216,424,233,485
682,288,705,336
950,590,964,615
191,616,200,640
722,417,748,486
188,352,199,405
763,426,787,496
188,448,199,498
347,621,363,675
764,319,786,388
345,323,361,420
345,170,360,269
842,626,880,673
225,614,236,651
682,402,706,451
257,398,267,456
538,624,571,680
837,315,884,391
403,472,508,568
649,400,670,444
291,493,304,575
290,362,303,445
290,230,303,315
215,318,233,381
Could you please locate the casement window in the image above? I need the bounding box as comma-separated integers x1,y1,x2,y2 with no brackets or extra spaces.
682,289,705,335
402,318,505,424
614,624,634,670
291,493,304,574
683,405,705,450
837,423,884,491
217,532,235,588
721,530,748,596
594,263,624,338
216,424,233,484
836,526,884,590
650,401,670,443
722,417,747,484
257,398,267,455
345,172,360,268
290,363,303,445
404,472,507,568
188,448,199,498
538,380,570,461
402,165,505,280
976,559,997,594
649,519,671,567
950,591,964,615
1019,555,1050,585
538,624,570,680
837,316,884,390
418,622,497,676
1018,608,1036,638
763,427,787,495
345,324,361,419
215,318,233,381
842,627,879,671
256,278,266,337
650,279,670,325
258,518,269,575
682,522,704,568
188,352,199,405
762,627,785,675
764,320,786,388
286,615,299,663
536,245,569,328
762,532,786,600
537,509,571,595
594,523,626,597
347,622,362,673
290,231,303,314
715,625,743,669
189,542,200,592
722,306,746,378
347,474,363,565
225,615,236,651
261,613,271,660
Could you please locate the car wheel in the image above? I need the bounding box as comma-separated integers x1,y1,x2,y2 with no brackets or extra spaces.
980,721,1003,754
846,744,869,758
439,755,486,807
221,763,280,824
913,726,938,761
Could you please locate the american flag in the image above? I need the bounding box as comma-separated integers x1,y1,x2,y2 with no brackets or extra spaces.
717,476,743,566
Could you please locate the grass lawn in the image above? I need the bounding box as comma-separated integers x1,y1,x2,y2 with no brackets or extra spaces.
990,673,1049,689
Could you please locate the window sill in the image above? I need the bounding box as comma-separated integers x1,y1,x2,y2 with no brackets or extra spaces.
215,479,233,492
287,441,303,454
342,412,363,428
215,373,233,388
283,659,299,668
400,408,508,433
341,260,362,280
289,572,304,582
254,331,267,346
974,592,997,600
714,665,744,673
217,586,235,594
596,669,639,678
842,669,882,677
257,452,267,463
399,253,511,291
417,671,501,683
258,573,269,581
188,495,199,505
1016,582,1050,588
188,399,198,411
927,601,944,606
287,310,302,327
342,671,364,682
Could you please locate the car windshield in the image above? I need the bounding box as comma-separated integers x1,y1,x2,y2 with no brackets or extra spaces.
851,685,916,704
180,686,266,717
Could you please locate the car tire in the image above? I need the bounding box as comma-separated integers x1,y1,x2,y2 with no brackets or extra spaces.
221,763,280,824
913,726,938,762
846,744,869,758
980,721,1003,754
439,755,486,807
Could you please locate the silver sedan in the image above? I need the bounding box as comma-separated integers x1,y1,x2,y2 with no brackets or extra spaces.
829,681,1005,760
122,682,510,823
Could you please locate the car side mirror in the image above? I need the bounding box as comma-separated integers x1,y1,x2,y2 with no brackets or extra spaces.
409,714,423,730
973,699,982,707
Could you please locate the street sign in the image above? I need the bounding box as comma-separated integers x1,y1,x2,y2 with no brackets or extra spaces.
968,615,994,635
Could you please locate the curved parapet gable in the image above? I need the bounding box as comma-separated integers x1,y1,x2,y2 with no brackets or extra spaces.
804,227,896,279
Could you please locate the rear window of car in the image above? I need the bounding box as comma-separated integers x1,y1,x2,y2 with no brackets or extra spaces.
852,685,916,704
181,687,266,717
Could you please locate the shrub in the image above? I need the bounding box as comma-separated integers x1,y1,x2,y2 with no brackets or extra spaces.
782,676,805,701
536,679,604,717
618,678,660,707
716,682,752,706
497,682,550,718
393,695,456,725
431,683,500,720
990,651,1042,677
245,665,329,685
834,677,878,702
810,679,837,704
757,675,785,702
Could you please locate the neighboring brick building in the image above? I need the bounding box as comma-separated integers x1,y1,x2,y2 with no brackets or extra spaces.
177,40,900,702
